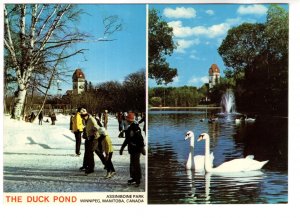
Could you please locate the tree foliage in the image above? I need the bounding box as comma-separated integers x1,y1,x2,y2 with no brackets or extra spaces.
149,86,202,107
148,8,177,85
72,70,146,114
218,4,288,116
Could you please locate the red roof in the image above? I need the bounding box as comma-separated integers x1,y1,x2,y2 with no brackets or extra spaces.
208,64,220,75
72,69,85,81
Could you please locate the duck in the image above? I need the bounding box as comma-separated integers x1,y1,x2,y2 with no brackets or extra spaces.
185,131,214,171
197,133,268,173
235,115,256,124
244,115,256,123
208,117,218,123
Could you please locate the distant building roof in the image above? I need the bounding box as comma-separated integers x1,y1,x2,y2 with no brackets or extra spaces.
72,69,85,82
208,64,220,75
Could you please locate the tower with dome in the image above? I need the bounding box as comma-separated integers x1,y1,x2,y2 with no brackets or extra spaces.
72,69,86,95
208,64,220,89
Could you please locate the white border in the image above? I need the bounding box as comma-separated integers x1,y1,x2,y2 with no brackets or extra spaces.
1,0,300,217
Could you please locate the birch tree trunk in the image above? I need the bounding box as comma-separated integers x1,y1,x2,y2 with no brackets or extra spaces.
11,87,27,120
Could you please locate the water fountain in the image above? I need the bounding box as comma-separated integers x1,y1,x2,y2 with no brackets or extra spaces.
220,89,236,114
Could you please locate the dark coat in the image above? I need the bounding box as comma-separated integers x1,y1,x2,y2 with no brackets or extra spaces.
121,123,145,154
38,112,43,120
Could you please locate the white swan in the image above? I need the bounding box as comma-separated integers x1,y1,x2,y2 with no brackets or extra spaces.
185,131,213,171
197,133,268,173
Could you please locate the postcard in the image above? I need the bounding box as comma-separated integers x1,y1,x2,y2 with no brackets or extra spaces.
2,0,299,217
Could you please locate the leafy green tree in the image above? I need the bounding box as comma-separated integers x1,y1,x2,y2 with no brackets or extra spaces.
149,86,201,107
218,23,266,74
218,4,288,116
148,8,177,85
149,97,162,107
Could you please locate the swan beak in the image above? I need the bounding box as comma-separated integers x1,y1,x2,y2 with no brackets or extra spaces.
185,132,191,140
197,135,204,142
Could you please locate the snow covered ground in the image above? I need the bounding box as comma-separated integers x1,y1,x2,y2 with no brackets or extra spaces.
3,114,146,192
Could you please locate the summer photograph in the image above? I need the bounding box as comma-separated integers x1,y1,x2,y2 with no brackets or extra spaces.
148,3,288,204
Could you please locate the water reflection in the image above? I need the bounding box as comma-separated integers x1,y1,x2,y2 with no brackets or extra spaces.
148,109,288,204
179,170,266,204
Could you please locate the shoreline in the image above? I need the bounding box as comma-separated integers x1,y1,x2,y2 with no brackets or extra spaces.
149,106,221,110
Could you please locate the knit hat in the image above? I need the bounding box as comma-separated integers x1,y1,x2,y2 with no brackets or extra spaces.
126,112,135,122
80,108,88,115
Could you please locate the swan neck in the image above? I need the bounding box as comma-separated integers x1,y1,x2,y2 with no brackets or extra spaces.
189,137,195,168
205,136,213,172
190,136,195,147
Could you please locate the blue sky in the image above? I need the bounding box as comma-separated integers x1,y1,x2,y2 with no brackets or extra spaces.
56,4,146,94
149,4,288,88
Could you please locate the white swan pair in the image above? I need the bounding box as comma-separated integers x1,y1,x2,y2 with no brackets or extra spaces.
185,131,268,173
185,131,214,171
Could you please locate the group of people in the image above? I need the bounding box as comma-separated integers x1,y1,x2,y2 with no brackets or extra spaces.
25,111,55,125
70,108,145,187
117,112,146,138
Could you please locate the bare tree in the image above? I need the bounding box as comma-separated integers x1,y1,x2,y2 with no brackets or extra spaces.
4,4,121,120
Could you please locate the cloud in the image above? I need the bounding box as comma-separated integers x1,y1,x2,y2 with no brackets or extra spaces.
188,76,209,85
237,5,268,16
205,10,215,15
172,76,180,83
168,20,231,38
163,7,196,19
189,54,200,60
225,17,242,25
175,38,200,53
208,23,231,38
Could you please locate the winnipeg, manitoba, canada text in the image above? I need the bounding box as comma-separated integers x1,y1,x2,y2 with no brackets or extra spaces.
80,194,145,203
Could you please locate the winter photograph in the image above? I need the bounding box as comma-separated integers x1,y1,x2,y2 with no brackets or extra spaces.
3,3,146,199
148,4,288,204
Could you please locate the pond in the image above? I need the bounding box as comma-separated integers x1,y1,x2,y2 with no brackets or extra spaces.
148,109,288,204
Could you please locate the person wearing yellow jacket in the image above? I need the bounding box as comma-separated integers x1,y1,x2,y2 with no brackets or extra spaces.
99,127,116,178
72,108,84,155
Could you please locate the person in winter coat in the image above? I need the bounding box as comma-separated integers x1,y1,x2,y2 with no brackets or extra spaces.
72,108,84,156
98,127,115,179
117,112,123,132
120,112,146,187
38,111,44,125
79,108,101,175
50,113,56,125
30,112,36,123
102,110,109,129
